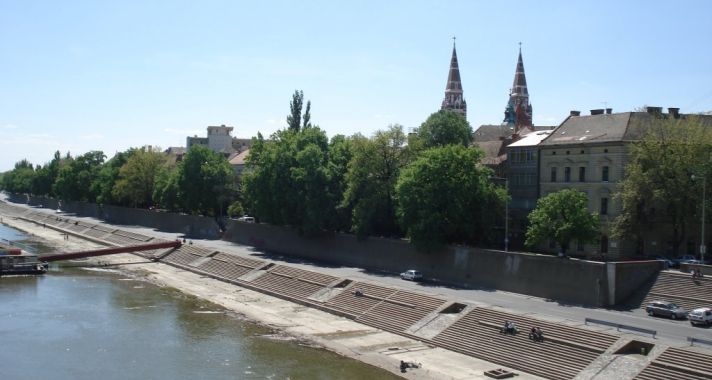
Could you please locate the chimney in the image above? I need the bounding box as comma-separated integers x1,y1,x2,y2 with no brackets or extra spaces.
605,108,612,114
591,109,605,115
570,110,581,116
646,106,663,115
668,107,680,118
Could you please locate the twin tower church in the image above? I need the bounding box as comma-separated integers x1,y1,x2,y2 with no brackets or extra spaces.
440,40,533,135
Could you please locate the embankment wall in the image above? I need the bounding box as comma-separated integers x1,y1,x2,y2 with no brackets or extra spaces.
6,194,660,306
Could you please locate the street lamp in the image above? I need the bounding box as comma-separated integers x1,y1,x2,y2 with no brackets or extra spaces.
490,175,509,252
692,174,706,263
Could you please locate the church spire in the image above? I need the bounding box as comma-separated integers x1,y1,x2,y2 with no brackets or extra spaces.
441,37,467,119
503,43,533,133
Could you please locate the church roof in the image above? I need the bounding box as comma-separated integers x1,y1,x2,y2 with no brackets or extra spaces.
511,48,529,97
445,44,463,93
473,124,509,142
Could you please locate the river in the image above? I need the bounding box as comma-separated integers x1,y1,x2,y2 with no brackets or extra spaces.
0,224,400,380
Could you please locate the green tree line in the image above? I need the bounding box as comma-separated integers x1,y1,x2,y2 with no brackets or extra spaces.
1,103,508,249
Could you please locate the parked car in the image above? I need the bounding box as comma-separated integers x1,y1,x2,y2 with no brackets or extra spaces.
688,307,712,326
645,301,687,320
236,215,255,223
400,269,423,281
672,255,698,267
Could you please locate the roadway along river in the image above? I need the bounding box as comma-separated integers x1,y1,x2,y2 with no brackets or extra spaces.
0,224,400,380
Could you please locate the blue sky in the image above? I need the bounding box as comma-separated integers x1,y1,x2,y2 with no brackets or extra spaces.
1,1,711,171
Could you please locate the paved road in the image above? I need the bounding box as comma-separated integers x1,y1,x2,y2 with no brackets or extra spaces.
19,203,712,348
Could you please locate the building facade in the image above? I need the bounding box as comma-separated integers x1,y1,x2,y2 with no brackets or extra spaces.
505,130,551,250
537,107,712,259
186,125,252,156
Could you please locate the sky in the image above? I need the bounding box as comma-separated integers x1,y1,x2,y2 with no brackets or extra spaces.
1,1,711,171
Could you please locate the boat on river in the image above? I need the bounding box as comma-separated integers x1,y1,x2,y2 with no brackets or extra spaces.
0,243,47,275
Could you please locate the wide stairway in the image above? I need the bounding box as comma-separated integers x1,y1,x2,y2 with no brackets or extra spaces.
640,271,712,312
430,307,619,380
635,347,712,379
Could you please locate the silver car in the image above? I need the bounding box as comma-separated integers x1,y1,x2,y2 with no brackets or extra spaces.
645,301,687,320
688,307,712,326
400,270,423,281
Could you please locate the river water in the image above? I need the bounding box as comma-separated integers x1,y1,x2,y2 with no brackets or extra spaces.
0,224,400,380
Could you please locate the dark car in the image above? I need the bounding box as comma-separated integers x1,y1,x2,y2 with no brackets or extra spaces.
645,301,687,320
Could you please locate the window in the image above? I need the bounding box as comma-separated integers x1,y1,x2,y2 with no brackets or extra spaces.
550,167,557,182
602,166,609,182
564,167,571,182
601,198,608,215
526,150,534,162
579,167,586,182
601,235,609,254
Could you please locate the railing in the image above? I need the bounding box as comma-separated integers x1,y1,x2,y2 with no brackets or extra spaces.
687,336,712,347
585,317,657,338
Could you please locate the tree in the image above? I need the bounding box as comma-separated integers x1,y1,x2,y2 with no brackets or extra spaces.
1,160,35,194
31,151,62,196
395,145,506,250
526,189,600,254
112,147,166,208
286,90,312,132
303,100,311,130
53,151,105,202
327,134,355,232
93,149,134,205
414,110,472,148
612,115,712,255
342,125,410,238
153,165,180,211
178,145,235,216
242,127,340,235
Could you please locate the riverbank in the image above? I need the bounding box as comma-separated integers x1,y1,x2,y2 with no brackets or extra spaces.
0,213,536,380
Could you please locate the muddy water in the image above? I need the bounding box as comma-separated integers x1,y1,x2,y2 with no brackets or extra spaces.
0,224,400,380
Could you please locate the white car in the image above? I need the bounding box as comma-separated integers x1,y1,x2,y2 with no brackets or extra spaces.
688,307,712,326
400,270,423,281
236,215,255,223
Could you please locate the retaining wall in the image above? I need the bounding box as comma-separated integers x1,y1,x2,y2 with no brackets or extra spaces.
12,194,221,239
222,220,650,306
6,193,659,306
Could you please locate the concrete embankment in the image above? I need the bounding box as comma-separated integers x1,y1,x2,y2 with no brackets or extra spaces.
0,209,538,380
7,194,662,307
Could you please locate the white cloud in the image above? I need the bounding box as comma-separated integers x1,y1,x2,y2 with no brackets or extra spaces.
1,124,18,130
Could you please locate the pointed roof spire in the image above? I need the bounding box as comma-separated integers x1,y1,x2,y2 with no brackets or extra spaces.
441,37,467,118
511,42,528,97
504,43,533,132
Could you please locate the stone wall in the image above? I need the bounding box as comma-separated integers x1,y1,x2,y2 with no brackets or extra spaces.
15,195,221,239
6,194,660,306
223,220,654,306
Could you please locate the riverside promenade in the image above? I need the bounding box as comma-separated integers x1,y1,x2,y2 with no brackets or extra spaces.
3,200,712,379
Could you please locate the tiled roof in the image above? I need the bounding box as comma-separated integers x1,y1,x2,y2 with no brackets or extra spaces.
229,149,250,166
473,124,510,142
540,112,712,146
